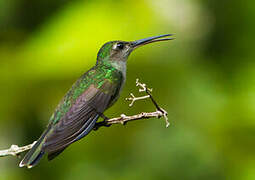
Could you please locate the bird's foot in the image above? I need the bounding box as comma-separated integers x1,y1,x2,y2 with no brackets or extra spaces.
93,113,112,131
99,113,109,121
94,120,112,130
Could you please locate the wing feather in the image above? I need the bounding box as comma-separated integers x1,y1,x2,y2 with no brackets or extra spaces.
42,81,117,154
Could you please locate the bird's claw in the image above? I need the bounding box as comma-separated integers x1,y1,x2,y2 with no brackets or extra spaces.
94,120,111,131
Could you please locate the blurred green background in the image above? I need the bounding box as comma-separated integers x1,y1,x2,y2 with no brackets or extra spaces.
0,0,254,179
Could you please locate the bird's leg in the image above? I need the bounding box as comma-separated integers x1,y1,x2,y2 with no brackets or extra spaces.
99,113,112,127
99,113,109,121
94,112,112,130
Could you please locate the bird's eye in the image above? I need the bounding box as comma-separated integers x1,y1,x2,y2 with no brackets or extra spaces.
116,43,124,50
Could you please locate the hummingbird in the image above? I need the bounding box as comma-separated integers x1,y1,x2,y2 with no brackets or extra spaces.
19,34,174,168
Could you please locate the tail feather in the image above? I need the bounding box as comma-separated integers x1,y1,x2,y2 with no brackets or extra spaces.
47,147,66,161
19,130,47,168
26,151,45,169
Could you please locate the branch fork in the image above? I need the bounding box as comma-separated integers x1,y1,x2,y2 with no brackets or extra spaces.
125,79,169,127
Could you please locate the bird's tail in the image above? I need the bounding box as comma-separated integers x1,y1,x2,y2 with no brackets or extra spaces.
19,131,47,168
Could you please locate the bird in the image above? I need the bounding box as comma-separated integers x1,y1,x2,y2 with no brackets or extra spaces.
19,34,174,168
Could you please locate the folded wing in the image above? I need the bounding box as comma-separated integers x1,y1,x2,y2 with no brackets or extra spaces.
43,81,117,160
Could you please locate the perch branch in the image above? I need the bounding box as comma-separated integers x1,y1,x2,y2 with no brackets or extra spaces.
0,79,169,158
0,141,37,158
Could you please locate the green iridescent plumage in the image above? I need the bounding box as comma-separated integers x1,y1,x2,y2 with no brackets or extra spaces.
50,63,122,125
19,34,174,168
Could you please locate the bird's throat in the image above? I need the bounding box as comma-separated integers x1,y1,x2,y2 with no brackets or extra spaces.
110,61,126,75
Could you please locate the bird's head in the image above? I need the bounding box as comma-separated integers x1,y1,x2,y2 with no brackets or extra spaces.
96,34,174,70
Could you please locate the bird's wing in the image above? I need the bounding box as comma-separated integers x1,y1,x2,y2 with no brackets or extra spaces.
43,80,120,156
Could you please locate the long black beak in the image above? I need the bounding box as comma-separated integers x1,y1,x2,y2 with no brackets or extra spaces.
131,34,174,49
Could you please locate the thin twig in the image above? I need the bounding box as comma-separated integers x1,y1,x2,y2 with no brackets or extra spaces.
0,79,169,158
127,79,169,127
125,93,150,107
0,141,37,158
104,111,166,125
